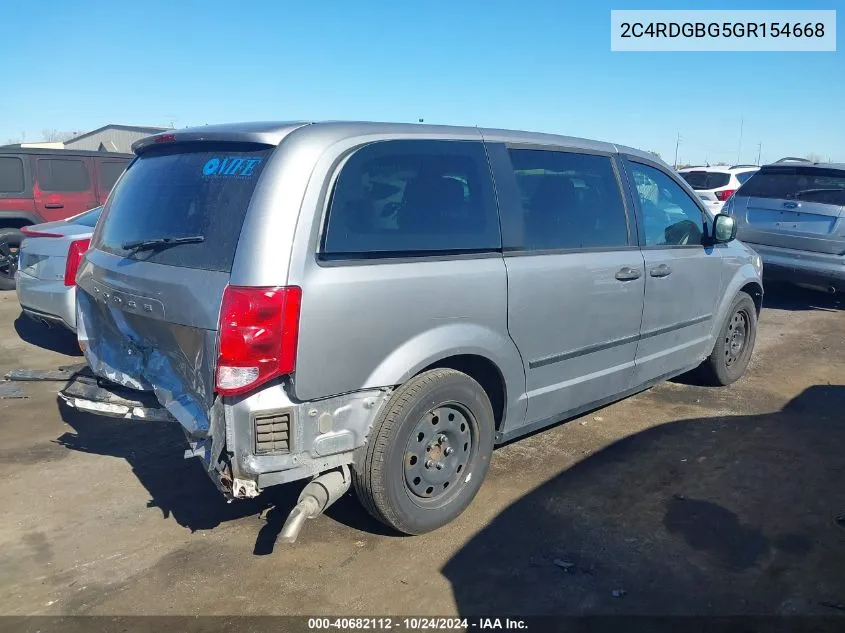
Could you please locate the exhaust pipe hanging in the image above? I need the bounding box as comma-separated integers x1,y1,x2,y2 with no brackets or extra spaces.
279,465,351,543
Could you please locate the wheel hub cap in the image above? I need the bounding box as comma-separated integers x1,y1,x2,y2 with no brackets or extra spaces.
725,309,748,367
404,405,472,501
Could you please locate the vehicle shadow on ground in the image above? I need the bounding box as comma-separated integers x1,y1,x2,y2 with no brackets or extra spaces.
54,398,392,553
14,314,83,356
55,401,284,532
763,283,843,312
442,385,845,616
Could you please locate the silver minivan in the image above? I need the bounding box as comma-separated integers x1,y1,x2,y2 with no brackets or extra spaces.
70,122,762,539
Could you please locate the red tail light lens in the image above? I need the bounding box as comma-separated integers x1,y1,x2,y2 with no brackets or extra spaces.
715,189,737,201
215,286,302,396
22,226,62,238
64,238,91,287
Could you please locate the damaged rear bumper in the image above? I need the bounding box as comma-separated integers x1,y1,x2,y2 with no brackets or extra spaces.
59,368,175,421
59,369,391,500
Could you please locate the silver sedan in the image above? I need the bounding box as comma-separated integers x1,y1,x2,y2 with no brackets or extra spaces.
15,207,102,332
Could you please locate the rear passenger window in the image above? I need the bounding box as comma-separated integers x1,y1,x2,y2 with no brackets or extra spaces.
37,159,90,192
322,140,500,259
507,149,629,250
97,161,128,192
0,157,25,193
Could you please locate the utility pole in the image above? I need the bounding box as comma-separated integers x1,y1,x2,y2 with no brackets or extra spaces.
673,133,681,169
756,142,762,165
737,116,744,164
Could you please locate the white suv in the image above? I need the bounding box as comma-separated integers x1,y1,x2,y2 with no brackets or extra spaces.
678,165,759,213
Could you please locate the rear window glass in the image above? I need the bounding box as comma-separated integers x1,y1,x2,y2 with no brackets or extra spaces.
680,171,730,190
95,144,272,272
0,157,25,193
72,207,102,228
97,161,128,192
735,170,756,185
322,140,500,259
37,158,90,192
739,167,845,206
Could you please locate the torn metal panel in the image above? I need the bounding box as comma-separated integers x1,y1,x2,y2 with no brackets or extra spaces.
225,385,392,482
76,289,215,437
232,478,260,499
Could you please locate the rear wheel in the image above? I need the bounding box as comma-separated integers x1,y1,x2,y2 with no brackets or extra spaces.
698,291,757,386
353,368,495,535
0,228,23,291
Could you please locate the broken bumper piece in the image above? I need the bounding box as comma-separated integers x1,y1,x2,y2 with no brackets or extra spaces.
58,368,176,423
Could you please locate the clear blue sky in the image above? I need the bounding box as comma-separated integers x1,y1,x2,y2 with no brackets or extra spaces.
1,0,842,164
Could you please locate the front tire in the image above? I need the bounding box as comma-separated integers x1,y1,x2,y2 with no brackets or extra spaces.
353,368,495,535
0,228,23,291
699,291,757,386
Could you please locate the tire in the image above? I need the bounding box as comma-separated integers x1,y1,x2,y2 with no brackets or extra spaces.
698,291,757,386
0,228,24,291
353,368,495,535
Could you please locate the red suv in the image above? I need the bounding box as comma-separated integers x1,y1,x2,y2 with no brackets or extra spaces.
0,148,132,289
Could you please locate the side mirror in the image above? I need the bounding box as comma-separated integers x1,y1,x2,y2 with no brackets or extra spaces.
712,214,737,243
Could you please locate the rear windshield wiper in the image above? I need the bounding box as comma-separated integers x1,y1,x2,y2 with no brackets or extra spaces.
788,188,845,199
121,235,205,252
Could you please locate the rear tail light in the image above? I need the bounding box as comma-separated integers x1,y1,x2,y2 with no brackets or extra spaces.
215,285,302,396
22,226,62,238
715,189,737,201
64,239,91,287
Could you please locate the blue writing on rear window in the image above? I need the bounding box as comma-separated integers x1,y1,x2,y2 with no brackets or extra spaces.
203,156,263,178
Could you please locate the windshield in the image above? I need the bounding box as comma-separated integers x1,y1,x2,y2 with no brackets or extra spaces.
680,171,730,190
738,166,845,206
94,143,272,272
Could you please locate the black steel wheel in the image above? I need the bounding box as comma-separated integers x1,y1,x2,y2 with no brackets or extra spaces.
699,291,758,386
403,403,475,505
353,368,495,535
724,308,750,368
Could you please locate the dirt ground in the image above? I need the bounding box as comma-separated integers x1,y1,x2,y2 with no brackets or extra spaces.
0,285,843,617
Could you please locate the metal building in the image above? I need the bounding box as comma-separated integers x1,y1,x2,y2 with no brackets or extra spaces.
63,124,171,153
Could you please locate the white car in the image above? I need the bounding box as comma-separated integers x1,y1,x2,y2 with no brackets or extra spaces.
678,165,759,213
15,206,101,332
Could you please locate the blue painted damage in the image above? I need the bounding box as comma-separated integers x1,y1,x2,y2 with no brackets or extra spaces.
77,291,212,443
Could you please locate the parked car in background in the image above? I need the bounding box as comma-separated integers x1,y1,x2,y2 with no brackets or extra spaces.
0,148,131,290
16,206,102,331
725,161,845,293
68,122,761,540
679,165,759,214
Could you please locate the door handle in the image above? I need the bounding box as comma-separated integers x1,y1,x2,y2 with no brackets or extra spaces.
615,267,642,281
650,264,672,278
44,203,64,209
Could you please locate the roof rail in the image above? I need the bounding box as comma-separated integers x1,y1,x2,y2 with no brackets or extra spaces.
774,156,812,163
729,164,759,169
